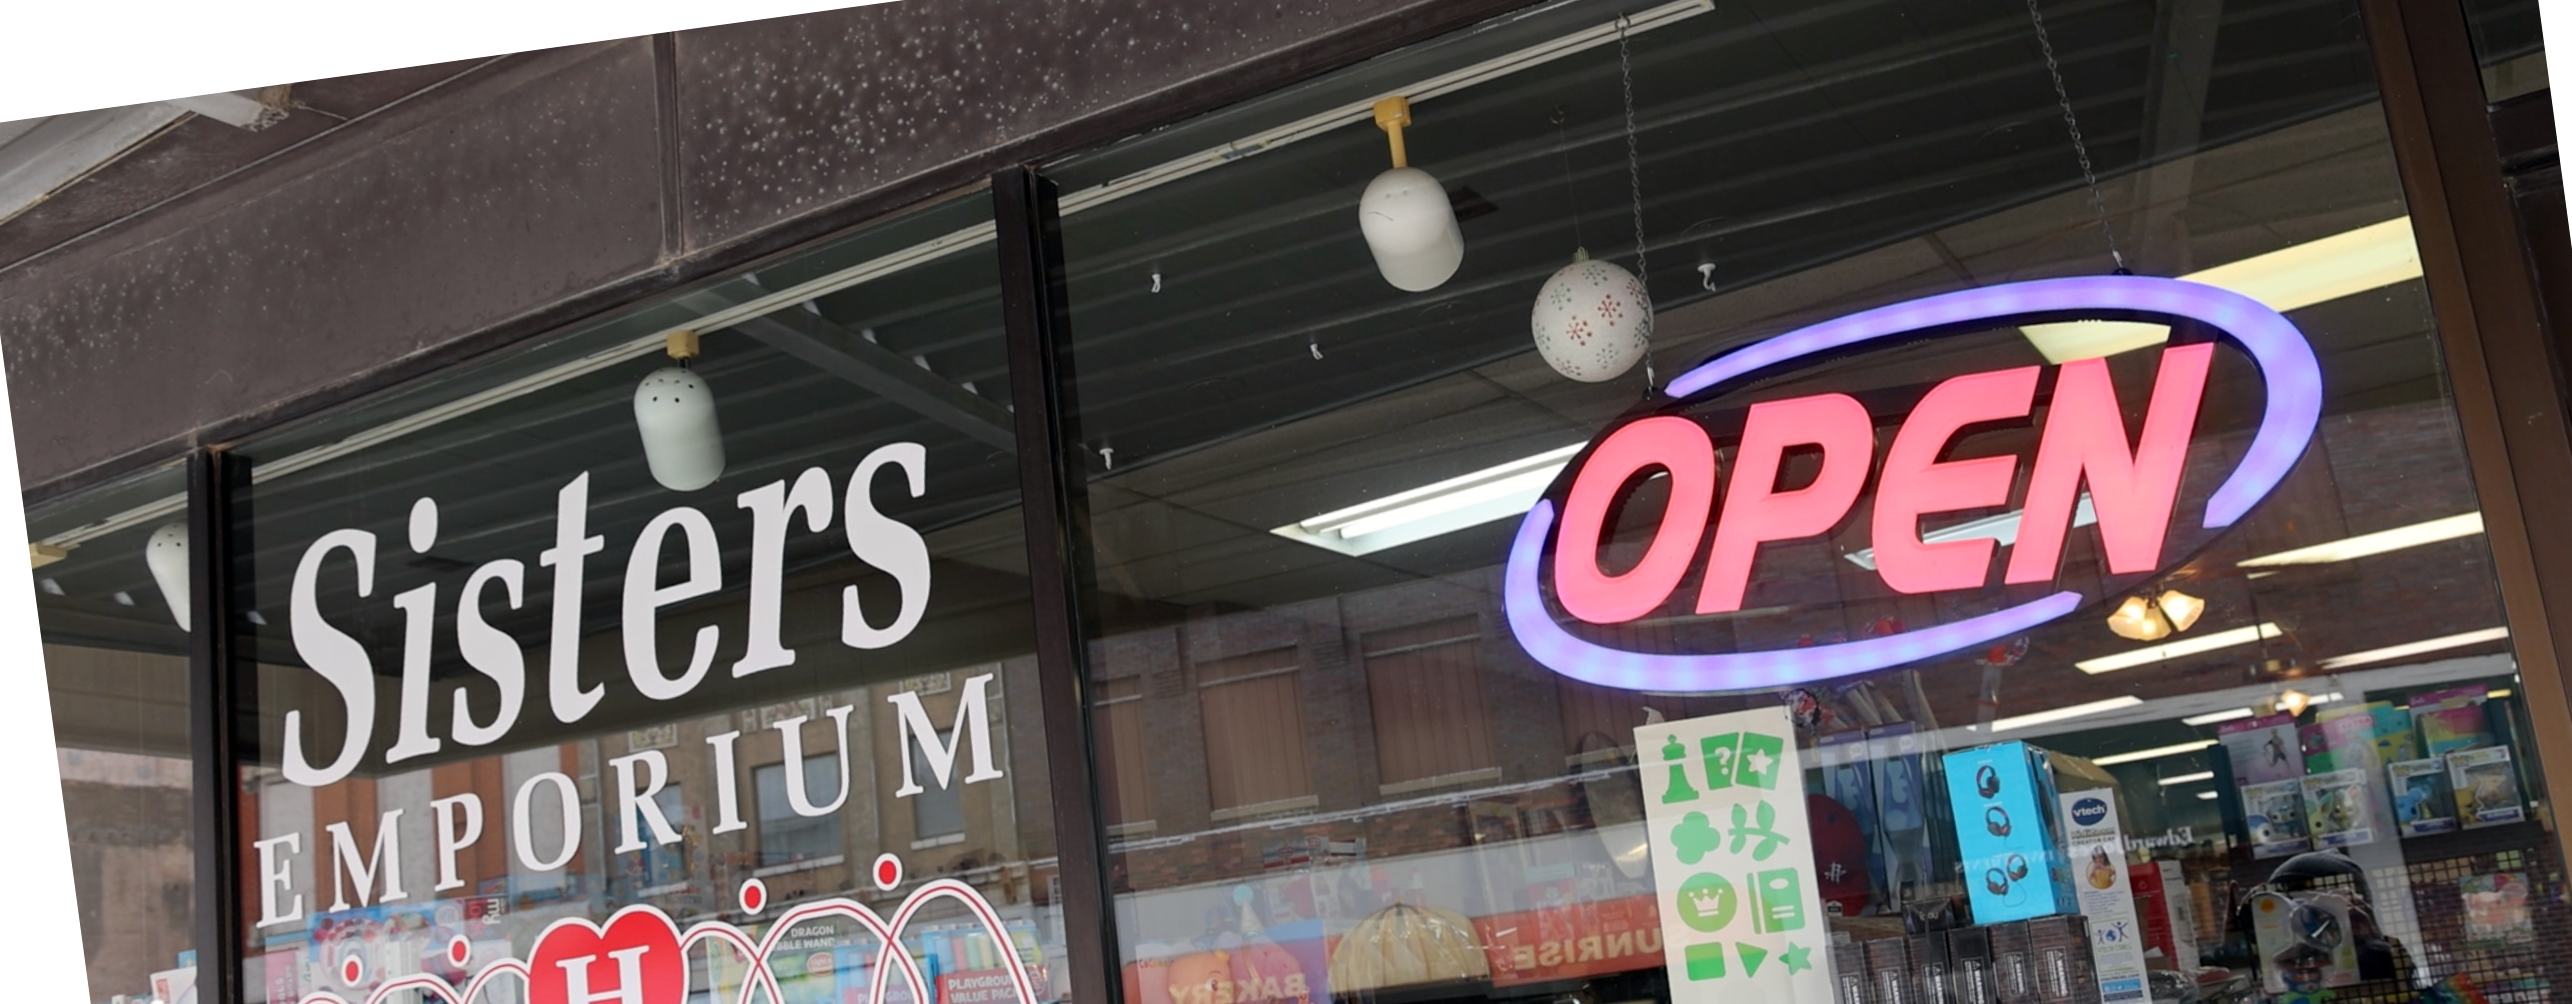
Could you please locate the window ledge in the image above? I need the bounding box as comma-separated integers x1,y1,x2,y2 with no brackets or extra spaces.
1211,795,1319,821
752,854,846,877
1566,747,1637,770
1380,767,1503,796
911,832,967,850
1106,820,1159,838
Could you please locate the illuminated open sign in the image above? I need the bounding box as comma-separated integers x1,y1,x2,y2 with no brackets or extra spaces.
1503,276,2322,693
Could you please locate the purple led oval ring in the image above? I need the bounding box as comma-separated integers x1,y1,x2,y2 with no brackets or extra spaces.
1505,500,2084,693
1664,275,2319,527
1505,276,2321,692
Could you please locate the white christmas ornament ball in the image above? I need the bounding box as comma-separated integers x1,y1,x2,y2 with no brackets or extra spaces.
1531,253,1652,382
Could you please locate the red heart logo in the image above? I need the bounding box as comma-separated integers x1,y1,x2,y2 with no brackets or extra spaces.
527,907,686,1004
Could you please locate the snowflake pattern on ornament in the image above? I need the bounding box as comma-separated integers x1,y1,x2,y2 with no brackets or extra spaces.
1532,257,1653,383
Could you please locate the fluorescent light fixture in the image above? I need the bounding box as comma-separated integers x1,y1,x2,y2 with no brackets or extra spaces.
2182,708,2255,726
2157,770,2217,787
1988,697,2144,733
2196,790,2220,800
2491,688,2515,699
1845,495,2094,571
1276,445,1581,556
2024,217,2423,363
2091,740,2218,766
2077,623,2282,675
2239,512,2483,568
2317,627,2510,670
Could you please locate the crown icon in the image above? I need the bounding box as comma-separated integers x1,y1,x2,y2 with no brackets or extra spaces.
1689,887,1726,913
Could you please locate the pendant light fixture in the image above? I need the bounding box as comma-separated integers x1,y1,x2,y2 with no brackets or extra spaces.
634,330,725,492
1532,20,1654,384
2105,594,2172,642
2155,589,2207,633
144,521,188,631
1358,95,1465,292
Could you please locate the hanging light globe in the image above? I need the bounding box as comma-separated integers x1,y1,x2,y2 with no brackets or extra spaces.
144,522,189,631
1531,249,1652,382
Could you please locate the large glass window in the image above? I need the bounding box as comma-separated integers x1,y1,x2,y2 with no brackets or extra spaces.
29,461,197,1004
222,194,1069,1004
1045,4,2568,1004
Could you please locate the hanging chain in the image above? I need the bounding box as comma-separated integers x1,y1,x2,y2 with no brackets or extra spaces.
2024,0,2126,273
1617,16,1657,391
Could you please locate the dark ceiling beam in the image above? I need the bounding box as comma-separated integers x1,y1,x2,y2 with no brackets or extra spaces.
678,287,1018,451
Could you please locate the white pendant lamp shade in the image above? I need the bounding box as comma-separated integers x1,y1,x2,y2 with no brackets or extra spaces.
145,522,188,632
1360,167,1465,292
1531,252,1653,382
635,365,725,491
1359,95,1464,293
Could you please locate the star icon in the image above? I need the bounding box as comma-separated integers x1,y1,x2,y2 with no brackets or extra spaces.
1744,747,1776,778
1781,942,1812,975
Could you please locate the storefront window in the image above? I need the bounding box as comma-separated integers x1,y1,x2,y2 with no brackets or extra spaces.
29,461,198,1004
1045,3,2563,1004
221,194,1069,1004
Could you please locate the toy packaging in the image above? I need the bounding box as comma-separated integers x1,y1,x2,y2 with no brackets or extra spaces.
2414,687,2494,757
2449,746,2529,827
2243,779,2314,858
2459,873,2534,950
2312,706,2387,774
2301,769,2379,848
2388,758,2459,836
2218,714,2302,787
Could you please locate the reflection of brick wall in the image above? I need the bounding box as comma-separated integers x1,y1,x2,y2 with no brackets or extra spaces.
1107,399,2513,894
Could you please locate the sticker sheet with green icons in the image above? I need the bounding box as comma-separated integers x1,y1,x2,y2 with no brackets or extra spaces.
1635,708,1835,1004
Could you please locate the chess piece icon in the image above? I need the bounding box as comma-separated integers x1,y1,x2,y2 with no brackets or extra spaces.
1662,735,1701,804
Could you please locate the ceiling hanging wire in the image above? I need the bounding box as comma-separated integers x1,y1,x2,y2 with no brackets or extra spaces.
2023,0,2128,274
1550,106,1588,253
1617,15,1658,392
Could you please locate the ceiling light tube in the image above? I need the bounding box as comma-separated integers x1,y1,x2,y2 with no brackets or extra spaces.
2238,512,2484,568
2317,627,2510,670
2024,217,2423,363
1277,444,1582,556
2076,623,2281,675
2090,740,2218,766
2156,770,2217,787
1987,697,2144,733
2181,708,2256,726
1844,495,2094,571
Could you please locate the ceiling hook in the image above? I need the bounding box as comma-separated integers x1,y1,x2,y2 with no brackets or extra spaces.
1698,263,1719,292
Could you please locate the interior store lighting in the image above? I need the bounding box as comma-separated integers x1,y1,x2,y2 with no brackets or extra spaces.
2090,739,2218,766
2076,622,2282,675
2181,708,2256,726
2022,217,2423,362
2156,590,2206,632
2491,688,2515,699
2195,791,2220,800
2106,594,2175,642
2238,511,2484,568
1843,496,2095,571
2316,627,2510,670
29,1,1725,559
1273,444,1582,556
2156,770,2217,786
1987,696,2144,733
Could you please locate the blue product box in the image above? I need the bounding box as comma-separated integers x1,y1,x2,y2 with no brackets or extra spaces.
1942,742,2068,923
